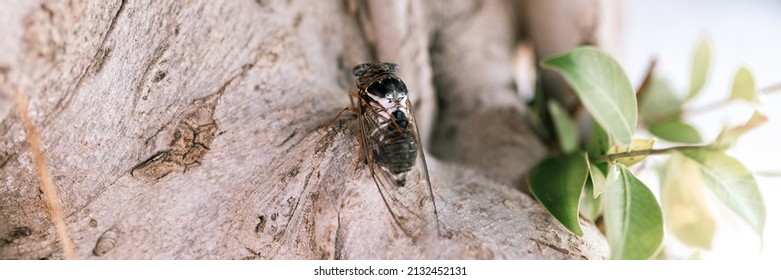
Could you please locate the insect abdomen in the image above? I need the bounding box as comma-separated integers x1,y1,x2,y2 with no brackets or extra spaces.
373,130,417,176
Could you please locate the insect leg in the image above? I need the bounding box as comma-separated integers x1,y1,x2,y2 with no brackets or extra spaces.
352,126,367,170
317,89,362,131
349,89,361,109
319,106,355,130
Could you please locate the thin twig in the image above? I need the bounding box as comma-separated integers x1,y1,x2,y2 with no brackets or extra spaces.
685,99,730,116
6,84,76,260
755,171,781,178
590,145,711,163
635,58,658,106
760,82,781,94
658,81,777,121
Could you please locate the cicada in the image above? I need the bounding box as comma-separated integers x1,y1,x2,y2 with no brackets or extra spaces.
342,62,441,239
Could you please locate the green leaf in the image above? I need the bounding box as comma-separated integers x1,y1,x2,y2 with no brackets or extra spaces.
541,47,637,146
604,163,664,260
680,150,766,240
580,179,603,222
529,153,589,236
714,111,768,149
662,153,716,249
730,67,760,103
586,119,610,157
528,78,552,140
548,100,580,153
530,77,546,118
649,120,702,144
639,78,683,124
688,36,712,99
587,158,607,198
607,138,656,167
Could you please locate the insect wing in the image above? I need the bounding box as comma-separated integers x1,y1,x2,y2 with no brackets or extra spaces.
405,98,441,235
357,97,440,239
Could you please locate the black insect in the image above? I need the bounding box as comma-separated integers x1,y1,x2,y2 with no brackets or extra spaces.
340,62,441,239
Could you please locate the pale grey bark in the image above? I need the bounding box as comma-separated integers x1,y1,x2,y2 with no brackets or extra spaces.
0,0,607,259
523,0,616,112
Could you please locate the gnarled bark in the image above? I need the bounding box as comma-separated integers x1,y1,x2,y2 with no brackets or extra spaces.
0,0,607,259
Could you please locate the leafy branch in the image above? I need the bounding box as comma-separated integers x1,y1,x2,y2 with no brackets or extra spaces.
528,39,768,260
590,145,710,163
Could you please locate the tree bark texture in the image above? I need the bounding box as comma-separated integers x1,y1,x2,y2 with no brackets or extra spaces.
0,0,607,259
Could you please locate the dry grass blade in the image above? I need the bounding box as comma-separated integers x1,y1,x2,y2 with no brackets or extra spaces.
5,84,76,260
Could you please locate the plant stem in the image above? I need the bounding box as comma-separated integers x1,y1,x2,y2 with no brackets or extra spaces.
755,170,781,177
760,82,781,94
660,81,777,125
634,58,658,106
686,99,730,116
643,98,732,125
590,145,711,163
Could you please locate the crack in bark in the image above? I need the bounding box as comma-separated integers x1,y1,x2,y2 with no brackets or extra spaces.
279,130,298,147
333,211,343,260
65,174,124,219
529,238,588,259
242,246,262,260
142,118,175,147
255,215,267,234
282,170,314,229
0,152,17,169
133,42,172,112
2,226,33,245
100,0,127,51
130,64,252,180
45,0,126,127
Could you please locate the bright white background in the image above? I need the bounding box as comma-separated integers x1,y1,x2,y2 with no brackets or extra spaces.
620,0,781,259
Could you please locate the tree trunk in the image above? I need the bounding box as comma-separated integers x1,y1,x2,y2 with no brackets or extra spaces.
0,0,607,259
